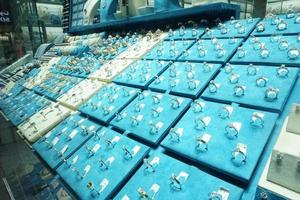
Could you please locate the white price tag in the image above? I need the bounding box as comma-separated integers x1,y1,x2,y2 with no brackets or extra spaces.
69,130,78,139
99,178,109,193
156,122,164,129
92,143,101,153
52,137,59,146
121,195,130,200
78,118,85,125
232,122,242,132
132,145,141,157
84,165,91,174
150,156,160,165
150,183,160,193
89,125,96,131
60,145,68,155
137,114,144,121
45,131,52,138
72,155,79,164
111,136,120,143
157,107,164,113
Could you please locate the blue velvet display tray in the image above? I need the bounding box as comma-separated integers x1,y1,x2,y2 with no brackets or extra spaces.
161,99,278,183
56,127,149,200
165,26,205,40
115,152,244,200
33,113,102,169
252,13,300,36
56,45,89,57
79,84,140,124
230,35,300,66
177,38,243,63
202,18,260,39
33,74,83,101
0,83,24,99
51,55,102,78
113,60,171,89
0,90,51,126
110,91,192,146
149,61,221,98
202,64,298,112
144,40,195,61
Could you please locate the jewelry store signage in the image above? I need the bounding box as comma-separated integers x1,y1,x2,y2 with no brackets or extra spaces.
0,1,12,26
0,10,10,23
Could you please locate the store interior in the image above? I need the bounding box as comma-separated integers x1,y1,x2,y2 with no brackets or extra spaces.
0,0,300,199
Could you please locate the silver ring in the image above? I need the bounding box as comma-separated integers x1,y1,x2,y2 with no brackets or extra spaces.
265,87,279,101
276,20,287,31
225,123,239,139
237,47,246,58
251,112,264,128
191,100,204,113
260,48,270,59
208,80,218,93
228,73,240,84
171,98,180,109
169,128,182,142
170,175,183,190
151,108,161,117
194,116,210,130
149,122,159,134
277,65,289,78
231,143,247,166
233,85,245,97
278,40,289,51
195,133,211,152
122,145,133,160
143,158,155,173
130,116,140,127
218,106,231,119
287,47,300,60
247,64,258,76
256,22,265,32
188,80,197,90
256,77,268,87
152,95,161,104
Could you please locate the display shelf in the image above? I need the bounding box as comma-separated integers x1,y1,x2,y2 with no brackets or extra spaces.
79,84,140,124
202,17,260,39
56,127,149,200
144,40,195,61
89,59,135,82
149,61,222,98
57,79,105,110
253,13,300,36
110,91,192,146
0,83,24,99
0,90,51,126
115,152,244,200
230,35,300,66
256,117,300,200
161,99,278,183
202,64,298,112
17,102,72,143
68,3,240,35
177,37,243,63
32,73,83,101
113,60,171,89
55,45,90,57
33,112,102,169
